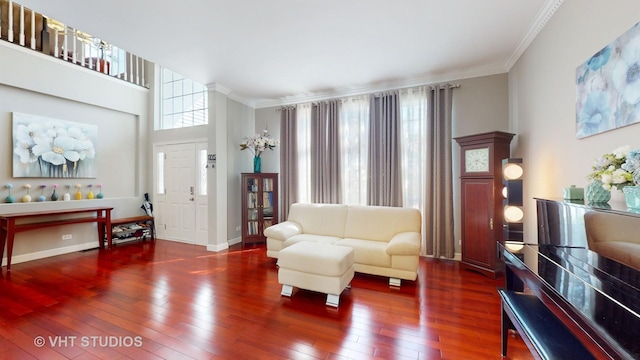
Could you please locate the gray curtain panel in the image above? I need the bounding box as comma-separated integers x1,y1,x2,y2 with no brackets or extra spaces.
310,100,342,203
279,106,298,220
367,91,403,206
425,85,455,258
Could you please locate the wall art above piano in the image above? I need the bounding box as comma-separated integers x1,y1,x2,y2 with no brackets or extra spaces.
576,21,640,139
12,112,98,178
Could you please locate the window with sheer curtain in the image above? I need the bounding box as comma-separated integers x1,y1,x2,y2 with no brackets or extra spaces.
340,97,369,205
285,85,454,257
294,91,426,209
399,87,428,213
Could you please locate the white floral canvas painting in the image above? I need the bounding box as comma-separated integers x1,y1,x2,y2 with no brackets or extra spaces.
12,112,98,178
576,21,640,139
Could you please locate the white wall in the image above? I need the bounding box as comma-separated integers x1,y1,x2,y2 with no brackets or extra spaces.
509,0,640,240
0,41,151,264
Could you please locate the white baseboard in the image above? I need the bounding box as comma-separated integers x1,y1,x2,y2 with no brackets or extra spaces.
207,242,230,252
3,241,99,267
227,237,241,246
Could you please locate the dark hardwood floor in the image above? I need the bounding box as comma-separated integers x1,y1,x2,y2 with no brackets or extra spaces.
0,239,532,359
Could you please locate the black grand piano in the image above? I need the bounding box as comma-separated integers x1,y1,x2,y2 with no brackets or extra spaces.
499,198,640,359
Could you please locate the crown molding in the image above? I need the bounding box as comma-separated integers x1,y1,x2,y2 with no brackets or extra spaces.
253,65,508,109
227,93,256,108
206,82,258,108
504,0,564,70
206,82,232,95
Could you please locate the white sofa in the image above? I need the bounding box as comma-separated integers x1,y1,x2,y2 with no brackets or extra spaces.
264,203,422,286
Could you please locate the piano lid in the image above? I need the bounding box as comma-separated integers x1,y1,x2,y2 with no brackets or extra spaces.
503,242,640,359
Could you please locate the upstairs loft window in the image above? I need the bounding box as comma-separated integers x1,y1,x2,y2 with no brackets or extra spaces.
158,68,208,130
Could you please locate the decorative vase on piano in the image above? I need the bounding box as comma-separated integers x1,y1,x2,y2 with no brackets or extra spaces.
585,180,611,204
623,186,640,210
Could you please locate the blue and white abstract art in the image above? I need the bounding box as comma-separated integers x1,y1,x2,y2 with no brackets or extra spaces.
576,21,640,139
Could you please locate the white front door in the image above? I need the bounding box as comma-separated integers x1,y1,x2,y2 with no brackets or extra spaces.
162,143,196,243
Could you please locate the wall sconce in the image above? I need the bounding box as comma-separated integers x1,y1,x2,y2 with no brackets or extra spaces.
502,158,523,241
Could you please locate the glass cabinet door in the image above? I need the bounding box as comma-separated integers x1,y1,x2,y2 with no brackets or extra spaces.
241,173,278,246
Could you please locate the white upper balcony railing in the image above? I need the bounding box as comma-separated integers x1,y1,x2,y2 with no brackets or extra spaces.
0,0,148,88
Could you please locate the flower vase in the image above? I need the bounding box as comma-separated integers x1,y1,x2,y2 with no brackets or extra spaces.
96,191,104,199
37,188,46,202
253,156,262,173
22,194,31,203
623,186,640,210
87,190,95,200
63,192,71,201
51,189,58,201
585,180,611,204
75,190,82,200
6,188,14,203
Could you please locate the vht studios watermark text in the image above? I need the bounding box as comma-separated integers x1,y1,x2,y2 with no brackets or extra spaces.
34,335,143,348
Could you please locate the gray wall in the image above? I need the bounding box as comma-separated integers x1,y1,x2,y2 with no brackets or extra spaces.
452,74,510,253
509,0,640,240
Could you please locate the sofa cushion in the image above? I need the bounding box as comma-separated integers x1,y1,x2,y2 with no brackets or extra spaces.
338,238,391,268
283,234,342,249
288,203,349,238
277,242,354,277
344,205,421,242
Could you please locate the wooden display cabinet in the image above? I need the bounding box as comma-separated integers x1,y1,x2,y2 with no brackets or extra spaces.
454,131,514,278
241,173,278,247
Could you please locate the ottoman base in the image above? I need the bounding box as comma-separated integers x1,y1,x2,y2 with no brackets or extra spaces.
277,242,355,308
279,268,354,307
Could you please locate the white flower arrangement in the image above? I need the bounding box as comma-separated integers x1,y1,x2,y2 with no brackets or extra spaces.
239,130,279,157
589,145,640,190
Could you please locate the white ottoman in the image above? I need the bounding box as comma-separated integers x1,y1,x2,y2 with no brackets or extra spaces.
277,242,355,307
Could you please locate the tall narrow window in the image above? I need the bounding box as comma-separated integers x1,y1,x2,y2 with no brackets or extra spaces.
340,96,369,205
157,152,165,194
199,149,207,196
400,87,428,211
296,105,311,203
158,68,208,130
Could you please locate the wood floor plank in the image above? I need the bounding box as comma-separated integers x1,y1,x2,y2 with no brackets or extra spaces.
0,239,533,359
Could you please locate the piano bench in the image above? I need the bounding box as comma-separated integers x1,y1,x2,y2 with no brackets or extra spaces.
498,289,595,360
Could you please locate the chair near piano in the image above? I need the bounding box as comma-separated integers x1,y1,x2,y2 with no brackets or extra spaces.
584,210,640,270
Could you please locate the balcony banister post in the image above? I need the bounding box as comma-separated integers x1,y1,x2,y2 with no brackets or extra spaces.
8,0,13,42
30,9,35,49
19,5,24,46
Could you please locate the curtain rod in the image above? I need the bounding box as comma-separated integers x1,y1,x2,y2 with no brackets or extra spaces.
275,83,461,110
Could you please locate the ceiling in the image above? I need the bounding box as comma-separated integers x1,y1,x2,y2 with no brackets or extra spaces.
18,0,563,108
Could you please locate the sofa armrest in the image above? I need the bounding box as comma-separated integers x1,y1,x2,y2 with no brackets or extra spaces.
386,232,421,256
263,221,302,241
